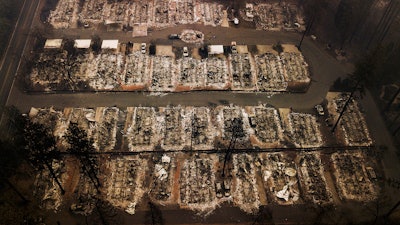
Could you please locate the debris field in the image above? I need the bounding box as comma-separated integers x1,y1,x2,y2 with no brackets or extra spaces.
104,157,147,214
29,43,310,92
240,2,305,31
259,153,300,205
32,150,379,216
29,101,377,215
27,104,363,151
149,154,175,203
255,53,288,91
48,0,304,31
327,92,373,146
286,112,323,148
229,53,256,91
232,154,260,214
34,159,65,212
246,106,283,148
331,151,378,201
297,153,332,204
48,0,225,29
179,155,218,212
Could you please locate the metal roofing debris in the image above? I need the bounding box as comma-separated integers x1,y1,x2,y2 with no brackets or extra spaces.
74,39,92,49
44,39,63,49
101,40,119,49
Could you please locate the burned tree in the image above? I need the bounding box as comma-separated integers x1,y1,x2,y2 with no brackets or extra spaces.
222,117,244,178
0,139,28,203
65,122,101,192
0,106,29,202
331,49,377,132
24,121,65,195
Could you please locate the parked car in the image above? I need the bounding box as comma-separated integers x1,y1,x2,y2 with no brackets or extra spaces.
223,180,231,197
168,34,180,39
315,104,324,116
141,43,146,54
231,41,237,54
183,47,189,57
215,182,223,198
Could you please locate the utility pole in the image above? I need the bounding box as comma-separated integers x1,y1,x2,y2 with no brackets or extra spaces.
331,80,361,132
298,14,315,50
222,118,242,178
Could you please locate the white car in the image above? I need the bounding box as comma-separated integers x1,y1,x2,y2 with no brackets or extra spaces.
183,47,189,57
315,104,324,116
141,43,146,54
215,182,223,198
231,41,237,54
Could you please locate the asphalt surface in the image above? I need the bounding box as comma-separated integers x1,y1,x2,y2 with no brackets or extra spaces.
0,0,39,118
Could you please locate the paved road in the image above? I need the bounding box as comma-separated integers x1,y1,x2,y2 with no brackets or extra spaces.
0,0,39,118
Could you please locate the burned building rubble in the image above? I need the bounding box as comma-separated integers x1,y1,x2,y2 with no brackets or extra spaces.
297,153,332,204
150,56,177,92
229,53,256,90
34,159,65,212
205,57,229,89
179,155,218,212
126,107,158,152
29,43,310,92
161,106,186,149
188,107,215,150
329,93,373,146
93,107,119,152
255,53,288,91
241,2,305,31
121,52,150,90
105,156,147,215
259,153,300,205
48,0,304,31
246,106,283,147
28,102,378,215
232,154,260,213
26,104,357,151
331,151,378,201
49,0,226,29
176,57,206,90
287,112,323,148
150,154,175,203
